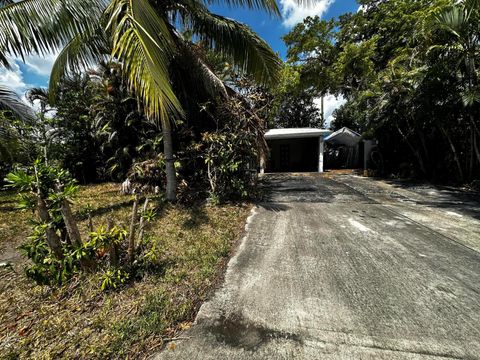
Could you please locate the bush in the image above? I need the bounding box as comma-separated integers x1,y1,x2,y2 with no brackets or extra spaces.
201,98,265,202
4,161,159,289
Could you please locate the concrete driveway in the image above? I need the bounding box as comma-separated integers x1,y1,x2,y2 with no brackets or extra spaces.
154,173,480,359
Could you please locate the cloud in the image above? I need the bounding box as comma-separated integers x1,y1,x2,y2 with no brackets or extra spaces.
23,52,59,77
314,94,346,128
0,60,27,95
0,52,58,97
280,0,334,27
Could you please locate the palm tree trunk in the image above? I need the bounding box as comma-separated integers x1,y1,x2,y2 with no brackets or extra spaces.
59,198,83,248
162,121,176,202
34,165,63,259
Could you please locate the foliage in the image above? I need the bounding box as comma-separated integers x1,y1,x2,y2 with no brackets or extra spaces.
0,0,282,124
0,182,250,359
5,162,134,286
99,268,130,290
0,87,37,182
201,98,264,202
284,0,480,183
274,89,322,128
17,65,160,184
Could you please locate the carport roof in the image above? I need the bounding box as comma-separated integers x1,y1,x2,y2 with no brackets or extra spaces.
265,128,332,140
324,127,361,146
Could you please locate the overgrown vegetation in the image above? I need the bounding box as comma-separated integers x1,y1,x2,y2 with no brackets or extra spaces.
284,0,480,184
0,183,250,359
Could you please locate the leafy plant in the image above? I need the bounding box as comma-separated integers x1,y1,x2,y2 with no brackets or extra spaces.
202,98,263,202
100,268,130,291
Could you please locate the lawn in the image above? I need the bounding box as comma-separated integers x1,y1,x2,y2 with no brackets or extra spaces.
0,183,250,359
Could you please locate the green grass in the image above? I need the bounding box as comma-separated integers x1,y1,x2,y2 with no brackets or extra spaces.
0,183,250,359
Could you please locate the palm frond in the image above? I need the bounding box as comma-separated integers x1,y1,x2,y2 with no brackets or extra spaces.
106,0,182,122
204,0,280,16
184,4,282,86
49,27,110,103
173,33,228,98
435,6,465,39
0,85,34,121
0,0,106,61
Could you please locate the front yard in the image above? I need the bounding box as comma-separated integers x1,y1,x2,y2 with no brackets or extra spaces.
0,183,250,359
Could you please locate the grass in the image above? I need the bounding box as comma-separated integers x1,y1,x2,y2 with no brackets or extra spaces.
0,183,251,359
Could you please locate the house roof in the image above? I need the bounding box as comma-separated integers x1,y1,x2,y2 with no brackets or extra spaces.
265,128,332,140
324,127,361,146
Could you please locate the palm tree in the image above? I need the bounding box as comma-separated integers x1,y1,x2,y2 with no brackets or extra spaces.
0,85,33,121
26,87,58,164
434,0,480,168
0,86,34,163
0,0,283,200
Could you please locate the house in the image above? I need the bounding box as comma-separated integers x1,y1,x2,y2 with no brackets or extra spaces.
262,127,374,173
262,128,332,173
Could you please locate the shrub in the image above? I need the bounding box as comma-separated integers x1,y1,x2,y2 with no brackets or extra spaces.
201,98,265,202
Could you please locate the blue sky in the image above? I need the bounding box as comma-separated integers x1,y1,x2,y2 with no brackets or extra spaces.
0,0,358,121
211,0,358,59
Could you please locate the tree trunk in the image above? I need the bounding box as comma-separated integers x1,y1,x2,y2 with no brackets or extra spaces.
59,199,83,248
127,194,139,265
106,216,118,267
441,126,464,182
88,212,94,233
34,165,63,259
469,115,480,165
137,198,149,247
37,197,63,259
396,124,427,176
162,121,176,202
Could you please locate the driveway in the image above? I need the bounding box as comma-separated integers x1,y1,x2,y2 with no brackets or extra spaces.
154,173,480,359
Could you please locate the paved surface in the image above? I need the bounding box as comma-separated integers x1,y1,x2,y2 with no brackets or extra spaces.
154,173,480,359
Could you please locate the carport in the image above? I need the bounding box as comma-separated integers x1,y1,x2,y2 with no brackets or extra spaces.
263,128,331,173
324,127,362,169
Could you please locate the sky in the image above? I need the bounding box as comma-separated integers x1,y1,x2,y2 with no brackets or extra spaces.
0,0,358,124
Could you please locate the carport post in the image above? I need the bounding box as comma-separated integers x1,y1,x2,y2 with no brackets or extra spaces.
318,136,324,173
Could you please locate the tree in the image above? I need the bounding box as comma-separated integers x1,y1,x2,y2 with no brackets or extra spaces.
433,0,480,168
281,0,480,182
274,90,322,128
283,16,337,96
0,0,283,201
0,86,35,172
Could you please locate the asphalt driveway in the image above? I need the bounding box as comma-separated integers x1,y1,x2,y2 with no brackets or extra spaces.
154,173,480,359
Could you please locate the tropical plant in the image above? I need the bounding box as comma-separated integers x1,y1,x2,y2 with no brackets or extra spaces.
202,96,265,202
0,0,283,200
283,0,480,183
0,86,35,179
4,161,152,287
433,0,480,167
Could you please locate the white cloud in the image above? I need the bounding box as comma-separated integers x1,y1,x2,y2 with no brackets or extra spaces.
23,52,58,77
314,93,346,128
0,60,27,95
280,0,334,27
0,52,58,99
